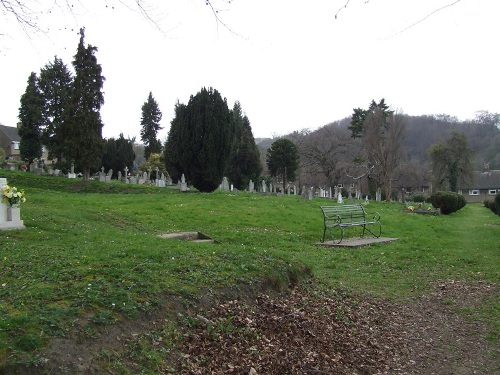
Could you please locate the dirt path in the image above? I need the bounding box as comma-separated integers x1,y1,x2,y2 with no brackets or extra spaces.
8,280,499,374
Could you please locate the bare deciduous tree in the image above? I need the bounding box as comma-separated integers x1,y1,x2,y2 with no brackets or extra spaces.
362,109,406,200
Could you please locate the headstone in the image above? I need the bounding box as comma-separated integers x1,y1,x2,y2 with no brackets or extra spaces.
123,167,129,183
68,163,76,179
220,177,230,191
261,180,267,193
248,180,254,193
105,169,113,183
117,171,122,181
307,188,313,200
0,178,25,230
147,168,152,182
337,187,344,204
365,195,369,204
180,173,188,191
376,188,382,202
129,176,138,185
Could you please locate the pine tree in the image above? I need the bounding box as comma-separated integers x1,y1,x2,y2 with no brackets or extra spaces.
164,87,232,192
38,56,73,165
225,102,262,189
60,28,105,180
140,92,163,159
18,72,44,164
266,138,300,191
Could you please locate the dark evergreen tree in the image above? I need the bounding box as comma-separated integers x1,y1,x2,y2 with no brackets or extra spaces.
349,99,392,138
38,56,73,165
164,100,185,181
18,72,44,164
60,28,105,181
266,138,300,191
164,87,233,192
102,133,136,178
140,91,163,159
225,102,262,190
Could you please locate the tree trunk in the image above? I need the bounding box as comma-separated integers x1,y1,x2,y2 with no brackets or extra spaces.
83,166,90,181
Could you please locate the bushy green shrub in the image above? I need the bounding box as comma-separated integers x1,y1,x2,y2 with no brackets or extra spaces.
430,191,466,215
495,193,500,216
412,193,427,203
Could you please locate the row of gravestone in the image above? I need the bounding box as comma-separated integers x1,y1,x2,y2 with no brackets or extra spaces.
96,168,190,192
219,177,378,202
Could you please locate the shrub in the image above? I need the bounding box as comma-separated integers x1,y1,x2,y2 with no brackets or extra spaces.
430,191,466,215
412,193,427,203
495,193,500,216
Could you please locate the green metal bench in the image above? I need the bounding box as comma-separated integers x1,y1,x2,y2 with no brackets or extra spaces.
320,204,381,243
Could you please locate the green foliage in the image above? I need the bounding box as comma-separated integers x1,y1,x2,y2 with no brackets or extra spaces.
349,99,393,138
225,102,262,190
38,57,73,163
18,72,44,163
139,153,168,177
430,191,467,215
266,138,300,191
60,28,105,181
164,87,233,192
495,193,500,216
411,193,427,203
429,132,474,192
140,92,163,159
101,134,136,178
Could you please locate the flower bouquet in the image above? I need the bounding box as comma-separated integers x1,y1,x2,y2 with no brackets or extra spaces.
1,185,27,207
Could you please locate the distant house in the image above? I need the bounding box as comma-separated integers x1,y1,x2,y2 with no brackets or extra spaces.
459,165,500,203
0,123,21,161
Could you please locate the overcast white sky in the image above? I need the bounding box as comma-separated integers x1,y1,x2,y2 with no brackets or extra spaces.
1,0,499,141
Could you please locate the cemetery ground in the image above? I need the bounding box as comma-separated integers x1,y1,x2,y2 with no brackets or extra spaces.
0,171,499,374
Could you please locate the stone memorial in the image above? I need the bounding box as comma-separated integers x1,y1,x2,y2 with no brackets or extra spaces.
180,174,188,191
0,178,25,230
99,167,106,182
68,163,76,179
105,169,113,183
220,177,230,191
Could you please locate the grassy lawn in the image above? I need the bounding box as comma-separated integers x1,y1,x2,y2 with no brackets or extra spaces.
1,170,499,370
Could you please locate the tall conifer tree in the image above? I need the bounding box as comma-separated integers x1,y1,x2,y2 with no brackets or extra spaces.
18,72,44,164
140,91,163,159
165,87,232,192
225,102,262,189
61,28,105,180
38,56,73,165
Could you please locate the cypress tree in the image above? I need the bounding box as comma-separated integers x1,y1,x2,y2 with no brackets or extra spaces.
165,87,232,192
38,56,73,165
61,28,105,180
266,138,300,191
226,102,262,189
18,72,44,164
140,91,163,159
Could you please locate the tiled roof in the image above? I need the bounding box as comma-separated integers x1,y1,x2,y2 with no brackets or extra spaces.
463,170,500,190
0,124,21,142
